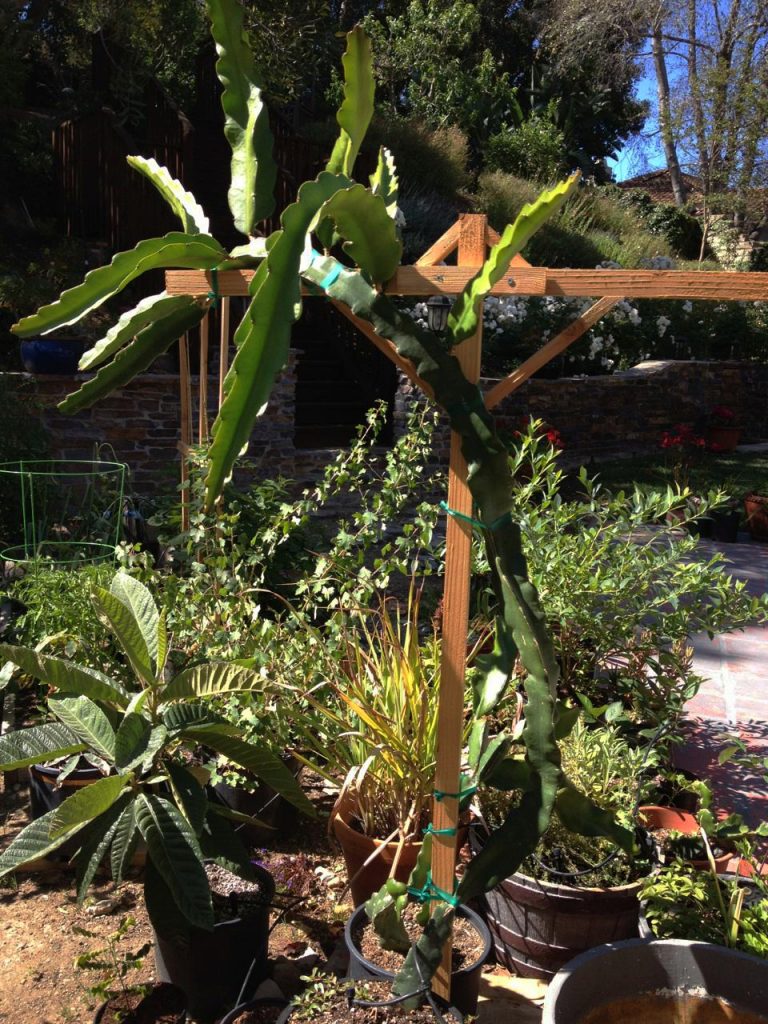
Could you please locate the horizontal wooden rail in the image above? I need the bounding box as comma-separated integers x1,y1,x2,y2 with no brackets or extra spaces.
166,267,768,301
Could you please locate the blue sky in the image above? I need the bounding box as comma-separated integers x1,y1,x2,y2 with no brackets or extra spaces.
606,77,663,181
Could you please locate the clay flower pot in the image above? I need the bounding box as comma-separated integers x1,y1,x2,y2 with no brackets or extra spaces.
744,494,768,541
637,806,731,872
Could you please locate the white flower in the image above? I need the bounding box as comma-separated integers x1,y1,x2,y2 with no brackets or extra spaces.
682,301,693,313
657,315,671,337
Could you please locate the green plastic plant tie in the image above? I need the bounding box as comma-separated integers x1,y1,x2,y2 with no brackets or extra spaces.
433,784,477,802
439,501,508,533
206,268,220,308
407,872,460,908
424,823,458,837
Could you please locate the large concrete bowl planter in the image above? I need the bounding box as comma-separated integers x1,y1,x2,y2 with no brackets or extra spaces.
542,938,768,1023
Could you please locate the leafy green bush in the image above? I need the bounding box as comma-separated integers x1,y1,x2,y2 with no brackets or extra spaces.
485,113,567,183
473,422,768,730
607,187,704,259
369,117,470,197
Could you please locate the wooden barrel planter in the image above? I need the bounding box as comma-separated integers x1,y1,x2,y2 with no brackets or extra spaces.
469,828,641,980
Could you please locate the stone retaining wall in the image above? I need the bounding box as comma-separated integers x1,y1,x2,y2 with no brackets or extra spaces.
3,359,766,498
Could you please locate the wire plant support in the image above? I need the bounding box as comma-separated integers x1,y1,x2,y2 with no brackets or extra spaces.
0,457,127,567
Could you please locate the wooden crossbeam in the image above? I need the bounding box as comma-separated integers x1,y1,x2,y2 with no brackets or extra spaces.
484,296,621,410
330,301,434,398
416,219,461,266
166,266,768,301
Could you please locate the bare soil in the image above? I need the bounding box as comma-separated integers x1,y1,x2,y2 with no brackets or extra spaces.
0,772,352,1024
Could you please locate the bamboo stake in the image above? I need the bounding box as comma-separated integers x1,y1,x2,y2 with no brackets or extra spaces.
431,214,487,1001
198,311,209,444
218,296,231,411
178,332,191,532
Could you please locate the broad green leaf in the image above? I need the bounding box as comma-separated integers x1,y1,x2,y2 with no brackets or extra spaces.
160,662,262,703
315,185,402,284
482,755,531,791
0,722,85,771
206,0,276,234
114,714,152,771
207,802,271,830
135,793,213,930
326,27,374,178
0,810,86,878
144,857,191,944
447,173,580,344
126,156,209,234
0,644,128,709
181,726,314,818
472,617,518,717
72,792,131,900
91,585,154,686
369,146,399,219
200,809,255,880
79,292,198,371
139,726,168,775
110,574,159,669
156,612,168,678
205,172,349,507
167,763,208,836
12,233,226,338
392,905,455,1009
50,774,129,837
555,785,636,855
60,300,206,415
110,798,140,884
48,695,116,762
162,702,234,735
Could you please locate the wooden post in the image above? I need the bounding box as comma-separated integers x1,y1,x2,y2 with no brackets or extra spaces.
430,214,486,1000
218,296,231,411
198,312,209,444
178,333,192,532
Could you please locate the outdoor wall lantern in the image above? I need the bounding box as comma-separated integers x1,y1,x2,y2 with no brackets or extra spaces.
426,294,451,332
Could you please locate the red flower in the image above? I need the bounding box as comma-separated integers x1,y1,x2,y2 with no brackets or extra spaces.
712,405,734,421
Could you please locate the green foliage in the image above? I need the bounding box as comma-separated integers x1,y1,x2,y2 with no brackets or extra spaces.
0,572,312,936
368,119,470,198
326,27,375,179
482,716,650,888
485,111,568,183
72,915,151,1010
609,188,704,259
642,845,768,958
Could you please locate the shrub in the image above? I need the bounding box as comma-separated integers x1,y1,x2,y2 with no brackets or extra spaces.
368,117,470,197
485,114,568,183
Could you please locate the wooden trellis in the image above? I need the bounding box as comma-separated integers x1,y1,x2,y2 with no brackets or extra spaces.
166,215,768,997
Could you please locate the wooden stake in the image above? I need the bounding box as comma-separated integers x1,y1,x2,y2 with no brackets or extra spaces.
431,214,486,1001
198,311,209,444
178,333,191,532
218,296,231,411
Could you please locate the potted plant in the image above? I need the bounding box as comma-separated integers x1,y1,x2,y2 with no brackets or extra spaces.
0,571,314,1022
707,405,741,452
472,715,648,980
744,490,768,541
271,968,464,1023
293,587,470,906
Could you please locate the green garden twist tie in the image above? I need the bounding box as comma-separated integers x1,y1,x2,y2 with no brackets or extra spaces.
407,871,460,908
433,784,477,802
424,823,458,837
206,268,220,308
439,501,508,533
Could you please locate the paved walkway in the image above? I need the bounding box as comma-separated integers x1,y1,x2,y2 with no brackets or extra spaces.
678,535,768,827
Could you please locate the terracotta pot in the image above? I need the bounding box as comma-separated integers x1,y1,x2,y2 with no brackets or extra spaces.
332,790,468,907
637,806,731,872
707,426,741,452
744,494,768,541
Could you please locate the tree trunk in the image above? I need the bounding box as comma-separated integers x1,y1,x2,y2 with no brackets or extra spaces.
651,20,687,207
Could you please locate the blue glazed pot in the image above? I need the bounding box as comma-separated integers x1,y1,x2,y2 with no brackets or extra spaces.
20,338,85,374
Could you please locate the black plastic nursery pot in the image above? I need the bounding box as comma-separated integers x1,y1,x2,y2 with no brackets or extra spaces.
542,938,768,1024
218,996,290,1024
345,903,490,1016
468,827,641,980
212,754,303,842
93,982,186,1023
29,760,104,859
154,864,275,1024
